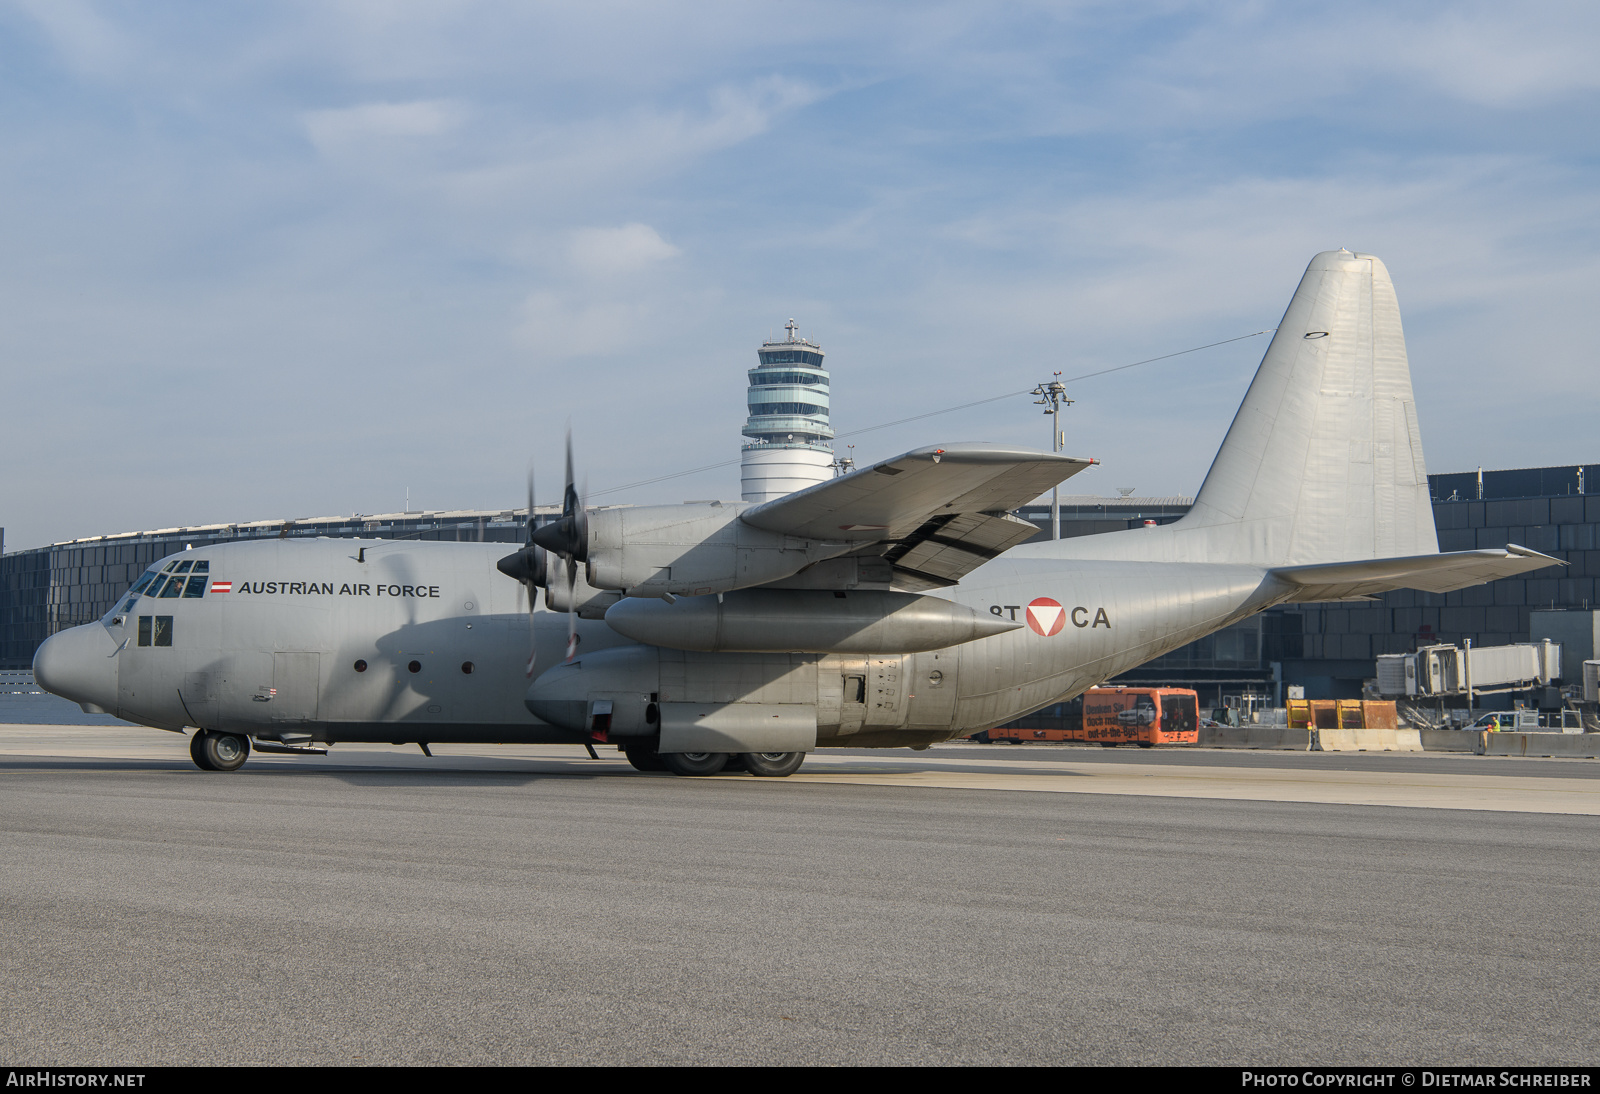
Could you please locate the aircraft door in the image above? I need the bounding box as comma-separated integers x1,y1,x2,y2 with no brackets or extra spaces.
271,651,322,726
905,650,956,729
834,656,867,736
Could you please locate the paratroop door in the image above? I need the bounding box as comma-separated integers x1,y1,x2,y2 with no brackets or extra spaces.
271,651,322,724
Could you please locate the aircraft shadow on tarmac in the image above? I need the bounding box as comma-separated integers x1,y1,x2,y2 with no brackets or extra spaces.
0,752,1101,787
0,754,641,787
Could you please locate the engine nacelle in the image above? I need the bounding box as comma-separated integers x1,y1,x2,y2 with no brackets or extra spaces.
584,503,851,596
544,566,622,619
603,589,1020,653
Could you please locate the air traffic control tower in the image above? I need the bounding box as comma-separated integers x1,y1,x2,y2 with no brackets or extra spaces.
740,320,835,502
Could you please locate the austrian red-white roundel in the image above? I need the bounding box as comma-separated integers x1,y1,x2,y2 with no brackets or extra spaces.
1026,597,1065,637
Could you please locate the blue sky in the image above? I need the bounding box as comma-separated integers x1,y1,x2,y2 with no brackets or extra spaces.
3,1,1598,549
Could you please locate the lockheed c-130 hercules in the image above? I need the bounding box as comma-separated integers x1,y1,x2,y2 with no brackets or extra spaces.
33,250,1558,776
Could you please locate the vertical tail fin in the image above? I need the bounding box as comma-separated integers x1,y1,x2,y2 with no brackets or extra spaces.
1177,249,1436,565
1044,250,1439,567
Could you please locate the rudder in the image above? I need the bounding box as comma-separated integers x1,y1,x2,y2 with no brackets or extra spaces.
1178,249,1436,566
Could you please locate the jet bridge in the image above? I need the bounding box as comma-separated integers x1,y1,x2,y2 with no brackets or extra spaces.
1375,640,1561,698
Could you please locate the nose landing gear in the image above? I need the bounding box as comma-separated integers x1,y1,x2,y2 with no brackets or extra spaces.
189,730,251,772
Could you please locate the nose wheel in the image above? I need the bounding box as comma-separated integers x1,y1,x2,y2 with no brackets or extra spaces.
189,730,251,772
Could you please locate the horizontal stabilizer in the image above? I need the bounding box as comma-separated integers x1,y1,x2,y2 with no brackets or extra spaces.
1270,545,1562,602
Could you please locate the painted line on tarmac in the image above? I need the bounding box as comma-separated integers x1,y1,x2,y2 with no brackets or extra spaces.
785,756,1600,815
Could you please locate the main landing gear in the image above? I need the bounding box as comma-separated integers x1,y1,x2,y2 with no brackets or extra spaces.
189,730,251,772
621,746,805,778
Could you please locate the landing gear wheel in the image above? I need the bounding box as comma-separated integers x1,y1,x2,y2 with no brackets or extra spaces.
660,751,728,777
195,731,250,772
189,730,216,771
740,752,805,777
622,745,668,772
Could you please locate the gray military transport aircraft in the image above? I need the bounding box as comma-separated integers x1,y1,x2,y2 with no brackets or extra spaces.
34,250,1557,776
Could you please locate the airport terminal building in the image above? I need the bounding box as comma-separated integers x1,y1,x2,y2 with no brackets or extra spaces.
5,463,1596,706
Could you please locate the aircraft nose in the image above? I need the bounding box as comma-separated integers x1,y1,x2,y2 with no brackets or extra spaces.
33,624,120,709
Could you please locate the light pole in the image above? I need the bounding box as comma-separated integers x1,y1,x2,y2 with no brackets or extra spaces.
1032,373,1072,540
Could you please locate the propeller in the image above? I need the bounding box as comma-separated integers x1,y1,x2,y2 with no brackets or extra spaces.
495,466,548,676
529,432,588,561
528,430,588,662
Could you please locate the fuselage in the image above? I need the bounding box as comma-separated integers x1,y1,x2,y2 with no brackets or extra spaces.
33,533,1294,748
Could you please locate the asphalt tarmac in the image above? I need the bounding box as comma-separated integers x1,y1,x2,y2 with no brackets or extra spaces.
3,726,1598,1066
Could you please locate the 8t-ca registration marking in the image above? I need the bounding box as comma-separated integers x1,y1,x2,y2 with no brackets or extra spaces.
990,599,1111,633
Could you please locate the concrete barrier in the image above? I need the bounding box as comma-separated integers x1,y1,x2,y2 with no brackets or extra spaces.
1418,729,1485,753
1198,726,1312,750
1315,728,1423,752
1482,732,1600,759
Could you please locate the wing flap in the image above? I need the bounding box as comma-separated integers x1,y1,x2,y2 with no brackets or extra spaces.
879,511,1043,590
1271,545,1562,601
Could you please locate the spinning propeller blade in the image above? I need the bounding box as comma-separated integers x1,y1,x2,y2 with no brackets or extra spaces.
495,465,549,677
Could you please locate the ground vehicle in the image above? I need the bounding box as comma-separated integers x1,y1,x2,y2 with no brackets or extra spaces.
1464,710,1541,731
973,687,1201,747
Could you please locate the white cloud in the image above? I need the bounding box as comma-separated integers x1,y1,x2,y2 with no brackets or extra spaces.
567,223,680,278
8,0,126,78
1115,1,1600,132
516,292,663,358
303,99,464,155
437,76,826,209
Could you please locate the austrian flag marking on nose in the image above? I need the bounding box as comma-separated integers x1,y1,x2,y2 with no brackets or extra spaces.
1026,597,1065,637
210,582,232,593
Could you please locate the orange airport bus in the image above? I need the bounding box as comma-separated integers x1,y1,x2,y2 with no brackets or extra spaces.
972,687,1201,747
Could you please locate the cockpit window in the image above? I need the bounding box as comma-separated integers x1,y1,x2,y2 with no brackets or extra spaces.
161,561,178,573
136,616,175,647
182,575,207,598
158,575,184,598
175,560,194,574
127,571,159,597
192,560,209,573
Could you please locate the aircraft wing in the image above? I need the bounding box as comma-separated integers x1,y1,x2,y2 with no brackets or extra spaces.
740,443,1095,588
1269,545,1562,602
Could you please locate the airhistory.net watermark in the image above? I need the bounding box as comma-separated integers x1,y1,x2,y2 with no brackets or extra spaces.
5,1074,145,1088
